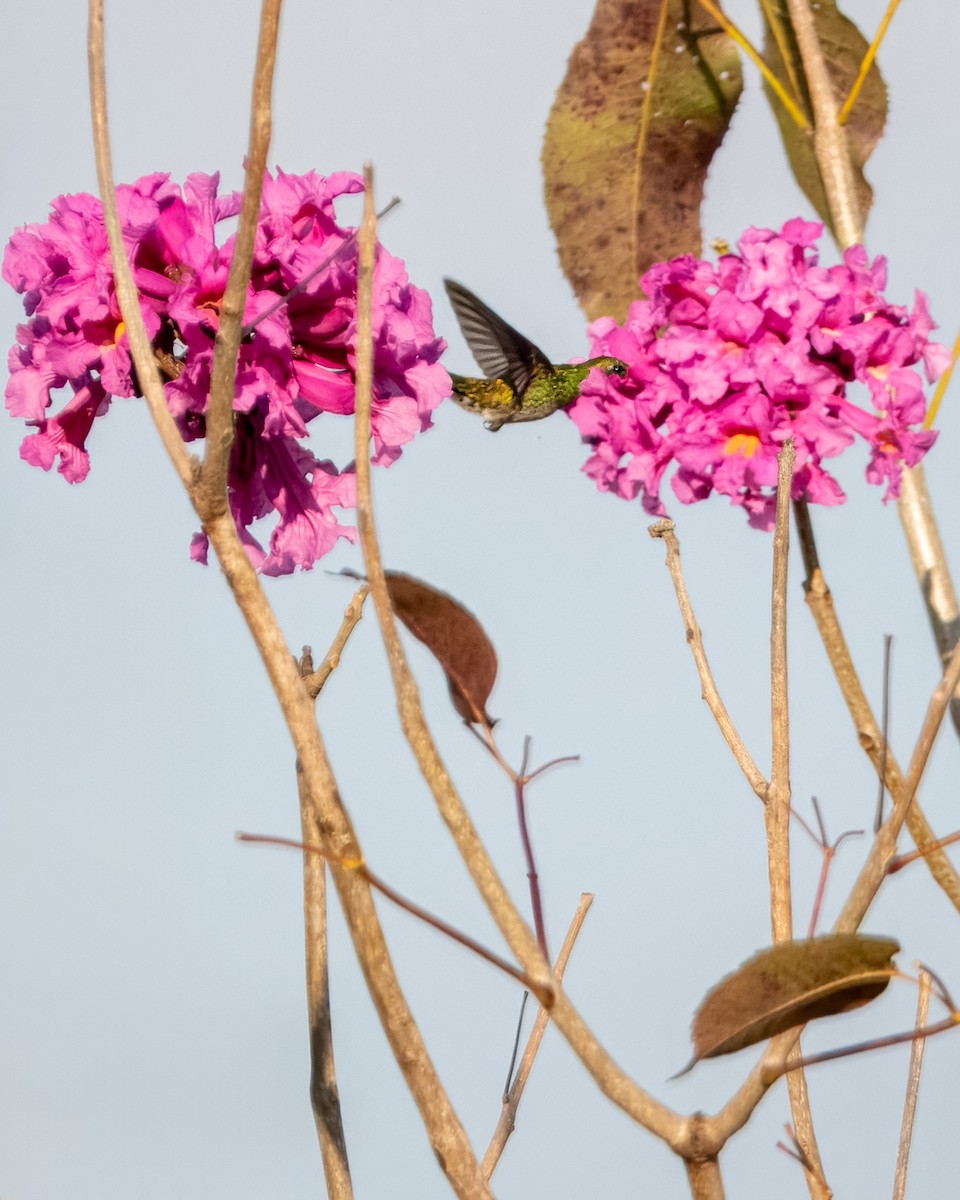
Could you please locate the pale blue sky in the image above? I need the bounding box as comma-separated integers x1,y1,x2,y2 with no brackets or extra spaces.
3,2,960,1197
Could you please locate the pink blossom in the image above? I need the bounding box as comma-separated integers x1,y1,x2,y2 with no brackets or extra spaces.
570,221,945,529
4,170,449,573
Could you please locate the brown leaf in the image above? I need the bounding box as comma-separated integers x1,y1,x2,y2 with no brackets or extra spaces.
679,933,899,1073
543,0,742,323
762,0,887,234
385,572,498,728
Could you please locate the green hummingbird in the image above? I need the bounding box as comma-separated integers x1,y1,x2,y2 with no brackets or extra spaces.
443,279,628,431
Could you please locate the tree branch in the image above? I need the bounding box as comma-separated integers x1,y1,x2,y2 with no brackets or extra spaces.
649,520,767,801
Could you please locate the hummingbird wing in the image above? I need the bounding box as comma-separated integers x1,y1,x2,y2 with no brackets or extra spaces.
444,279,553,396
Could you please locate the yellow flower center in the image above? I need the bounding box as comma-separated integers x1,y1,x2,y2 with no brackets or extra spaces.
724,431,761,457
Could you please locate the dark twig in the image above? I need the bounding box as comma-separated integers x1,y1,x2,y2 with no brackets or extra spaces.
502,992,530,1101
242,197,401,337
237,833,553,1002
482,894,594,1179
516,737,549,959
875,634,893,832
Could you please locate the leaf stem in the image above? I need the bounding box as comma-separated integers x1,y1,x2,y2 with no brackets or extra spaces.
698,0,809,129
837,0,901,126
923,326,960,430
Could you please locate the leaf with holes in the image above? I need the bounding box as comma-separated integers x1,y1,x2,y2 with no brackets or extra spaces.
385,572,498,728
762,0,887,234
543,0,742,323
676,933,899,1074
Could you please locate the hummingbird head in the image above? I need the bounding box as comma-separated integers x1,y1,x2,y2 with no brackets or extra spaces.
586,356,629,379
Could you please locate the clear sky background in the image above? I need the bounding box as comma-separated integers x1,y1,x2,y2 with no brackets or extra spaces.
2,2,960,1197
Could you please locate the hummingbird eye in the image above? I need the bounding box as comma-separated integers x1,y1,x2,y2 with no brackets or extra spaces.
609,361,627,377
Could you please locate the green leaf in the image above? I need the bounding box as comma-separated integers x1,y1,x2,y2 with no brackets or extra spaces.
678,933,900,1074
384,572,498,728
543,0,742,323
762,0,887,234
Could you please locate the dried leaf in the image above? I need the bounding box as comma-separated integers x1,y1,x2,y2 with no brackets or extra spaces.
762,0,887,234
680,933,899,1073
543,0,742,323
385,572,498,728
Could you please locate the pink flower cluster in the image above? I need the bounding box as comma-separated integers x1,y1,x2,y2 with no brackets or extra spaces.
3,170,448,574
570,219,947,529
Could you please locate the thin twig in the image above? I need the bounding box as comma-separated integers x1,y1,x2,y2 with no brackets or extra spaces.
197,0,281,517
239,833,551,998
777,1124,833,1197
300,584,373,1197
801,560,960,915
243,197,400,337
792,798,862,936
888,829,960,875
767,440,795,944
768,445,827,1196
303,586,370,698
501,992,529,1101
837,637,960,932
482,894,594,1179
298,772,353,1200
516,738,549,959
86,2,195,493
650,519,767,800
875,634,893,832
766,1015,957,1079
897,466,960,739
892,969,932,1200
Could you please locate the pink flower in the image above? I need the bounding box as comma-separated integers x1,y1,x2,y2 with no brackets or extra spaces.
4,170,449,573
570,221,945,529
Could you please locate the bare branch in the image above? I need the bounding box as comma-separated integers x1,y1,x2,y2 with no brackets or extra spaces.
897,466,960,739
837,638,960,932
649,519,767,801
892,969,932,1200
783,0,864,245
90,28,489,1183
198,0,282,516
87,0,194,492
304,587,370,698
802,564,960,914
299,772,353,1200
483,894,594,1179
352,171,686,1146
767,440,795,943
769,444,827,1195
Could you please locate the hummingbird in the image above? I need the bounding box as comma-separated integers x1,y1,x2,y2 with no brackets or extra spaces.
443,279,628,431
